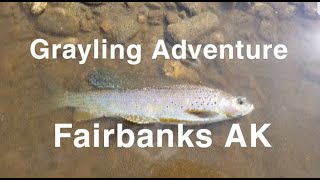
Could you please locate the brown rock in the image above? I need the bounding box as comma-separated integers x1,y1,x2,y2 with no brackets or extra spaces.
36,7,80,36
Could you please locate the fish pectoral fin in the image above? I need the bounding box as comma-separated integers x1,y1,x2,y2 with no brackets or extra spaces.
73,108,102,122
185,109,218,118
121,115,159,124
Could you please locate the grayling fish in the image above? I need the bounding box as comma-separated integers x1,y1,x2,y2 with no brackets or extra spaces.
52,85,254,124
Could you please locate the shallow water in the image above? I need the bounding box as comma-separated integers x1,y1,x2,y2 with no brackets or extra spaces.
0,2,320,177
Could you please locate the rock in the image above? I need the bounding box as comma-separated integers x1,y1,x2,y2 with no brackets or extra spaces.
269,2,296,19
137,14,147,24
56,37,79,55
23,2,47,15
145,2,162,10
101,16,140,43
59,37,79,46
199,31,224,45
164,2,177,11
82,2,106,6
87,69,129,89
147,10,164,26
233,9,257,25
165,12,181,24
258,19,278,43
303,2,319,19
31,2,47,15
167,12,219,44
36,7,80,36
178,11,187,19
80,12,97,32
100,20,113,34
176,2,204,16
80,18,97,32
211,31,225,44
234,2,252,11
126,2,145,9
221,2,237,10
252,2,275,19
162,61,200,82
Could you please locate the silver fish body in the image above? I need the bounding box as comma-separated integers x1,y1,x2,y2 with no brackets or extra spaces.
58,85,254,124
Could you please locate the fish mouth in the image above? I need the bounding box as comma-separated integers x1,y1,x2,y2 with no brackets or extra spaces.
242,104,254,116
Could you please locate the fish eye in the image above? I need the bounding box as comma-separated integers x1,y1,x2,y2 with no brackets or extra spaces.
237,97,245,105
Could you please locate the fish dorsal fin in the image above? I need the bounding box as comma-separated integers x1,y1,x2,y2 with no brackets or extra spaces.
185,109,218,118
73,108,102,122
121,115,159,124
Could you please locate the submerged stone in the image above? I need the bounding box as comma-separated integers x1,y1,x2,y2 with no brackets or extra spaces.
167,12,219,44
87,69,129,89
36,7,80,36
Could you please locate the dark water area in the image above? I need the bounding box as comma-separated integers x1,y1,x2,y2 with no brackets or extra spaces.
0,2,319,177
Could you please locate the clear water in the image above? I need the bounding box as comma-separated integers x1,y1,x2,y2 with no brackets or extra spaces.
0,2,319,177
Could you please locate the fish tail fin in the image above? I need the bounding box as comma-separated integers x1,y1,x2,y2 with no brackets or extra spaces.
29,72,67,118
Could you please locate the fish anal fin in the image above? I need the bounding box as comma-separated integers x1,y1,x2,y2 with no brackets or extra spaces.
159,118,190,124
224,112,234,118
185,109,218,118
73,108,102,122
121,115,158,124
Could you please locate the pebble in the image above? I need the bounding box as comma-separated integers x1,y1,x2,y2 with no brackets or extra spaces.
165,12,181,24
23,2,47,15
176,2,204,16
147,10,164,26
59,37,79,46
101,17,140,43
252,2,275,19
269,2,296,19
137,14,147,24
145,2,162,10
167,12,219,44
303,2,319,19
31,2,47,15
162,61,200,82
82,2,106,6
211,31,225,44
258,19,278,43
100,20,113,34
126,2,145,8
80,18,97,32
164,2,177,11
